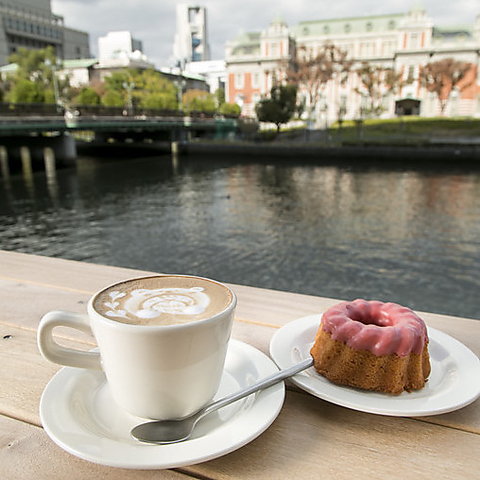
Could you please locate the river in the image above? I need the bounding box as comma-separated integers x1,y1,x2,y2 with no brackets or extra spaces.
1,151,479,320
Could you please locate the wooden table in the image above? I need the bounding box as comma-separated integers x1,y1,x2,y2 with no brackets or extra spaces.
1,250,480,479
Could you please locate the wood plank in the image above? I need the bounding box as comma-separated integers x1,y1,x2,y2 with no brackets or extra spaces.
0,250,146,294
2,325,480,478
0,250,337,328
2,251,480,433
2,319,480,442
2,252,480,441
186,392,480,479
0,415,193,479
0,324,89,426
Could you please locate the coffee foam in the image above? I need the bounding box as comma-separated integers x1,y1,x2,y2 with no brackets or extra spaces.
94,276,233,326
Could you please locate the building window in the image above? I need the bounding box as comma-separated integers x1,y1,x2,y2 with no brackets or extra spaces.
344,23,351,33
388,20,396,30
407,65,415,82
361,42,375,57
303,26,309,35
324,25,330,34
366,22,373,32
235,73,244,88
270,42,278,57
382,41,395,56
410,33,419,49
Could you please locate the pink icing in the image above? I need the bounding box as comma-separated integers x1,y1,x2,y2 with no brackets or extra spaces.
320,299,428,357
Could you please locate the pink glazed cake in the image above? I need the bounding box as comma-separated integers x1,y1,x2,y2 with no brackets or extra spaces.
310,299,431,394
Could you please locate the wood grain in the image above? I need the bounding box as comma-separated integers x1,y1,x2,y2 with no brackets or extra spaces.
2,250,480,478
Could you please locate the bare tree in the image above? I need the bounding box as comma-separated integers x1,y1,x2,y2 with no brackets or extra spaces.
419,57,473,115
355,62,406,117
284,42,353,125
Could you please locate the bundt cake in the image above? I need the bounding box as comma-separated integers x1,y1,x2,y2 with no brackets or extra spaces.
310,299,431,394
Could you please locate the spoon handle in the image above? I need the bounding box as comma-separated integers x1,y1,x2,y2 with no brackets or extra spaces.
201,357,314,418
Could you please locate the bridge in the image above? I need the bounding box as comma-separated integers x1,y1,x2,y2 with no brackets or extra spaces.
0,102,239,178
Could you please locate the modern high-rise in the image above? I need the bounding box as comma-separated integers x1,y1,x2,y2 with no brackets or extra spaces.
0,0,90,66
173,4,210,66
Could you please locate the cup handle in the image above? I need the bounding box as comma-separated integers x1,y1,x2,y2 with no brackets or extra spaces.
37,311,101,370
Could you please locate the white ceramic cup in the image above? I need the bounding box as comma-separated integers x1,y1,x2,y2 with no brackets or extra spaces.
37,275,237,420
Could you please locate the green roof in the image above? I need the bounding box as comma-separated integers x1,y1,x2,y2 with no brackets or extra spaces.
291,13,406,37
62,58,98,69
230,31,261,56
0,63,18,73
233,31,261,45
432,25,473,35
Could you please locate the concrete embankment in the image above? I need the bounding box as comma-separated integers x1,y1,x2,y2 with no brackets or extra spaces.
180,141,480,164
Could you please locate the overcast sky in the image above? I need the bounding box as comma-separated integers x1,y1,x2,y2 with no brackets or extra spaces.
51,0,479,68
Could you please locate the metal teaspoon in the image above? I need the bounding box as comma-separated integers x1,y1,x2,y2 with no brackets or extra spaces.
131,357,314,444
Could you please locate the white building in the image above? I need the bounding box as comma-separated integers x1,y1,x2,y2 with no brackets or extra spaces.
184,60,225,93
226,9,480,121
173,4,210,66
98,31,144,63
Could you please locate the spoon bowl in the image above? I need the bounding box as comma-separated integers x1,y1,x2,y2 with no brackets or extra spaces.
131,357,314,444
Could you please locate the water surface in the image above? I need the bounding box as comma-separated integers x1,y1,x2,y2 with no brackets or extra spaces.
1,152,479,320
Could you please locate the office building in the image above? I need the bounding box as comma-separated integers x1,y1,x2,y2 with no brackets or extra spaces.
173,4,210,66
0,0,90,66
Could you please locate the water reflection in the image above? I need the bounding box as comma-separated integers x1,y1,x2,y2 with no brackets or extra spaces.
0,153,479,320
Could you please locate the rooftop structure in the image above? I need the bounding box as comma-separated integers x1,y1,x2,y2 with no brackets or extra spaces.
98,31,144,63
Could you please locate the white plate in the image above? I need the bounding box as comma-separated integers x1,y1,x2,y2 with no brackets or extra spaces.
40,339,285,469
270,314,480,416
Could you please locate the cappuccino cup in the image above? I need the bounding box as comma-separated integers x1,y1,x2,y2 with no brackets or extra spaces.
38,275,236,420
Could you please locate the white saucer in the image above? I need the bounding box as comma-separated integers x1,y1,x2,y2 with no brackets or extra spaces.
270,314,480,416
40,339,285,469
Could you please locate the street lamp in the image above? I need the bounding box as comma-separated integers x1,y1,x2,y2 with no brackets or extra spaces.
174,76,186,112
122,81,135,116
45,57,62,113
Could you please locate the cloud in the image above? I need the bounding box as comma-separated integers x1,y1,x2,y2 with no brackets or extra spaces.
51,0,479,68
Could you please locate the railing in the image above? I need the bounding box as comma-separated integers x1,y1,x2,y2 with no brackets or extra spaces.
0,102,239,120
0,102,61,116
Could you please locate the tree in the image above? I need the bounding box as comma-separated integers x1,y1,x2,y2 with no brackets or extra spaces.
132,69,177,110
7,78,44,103
5,46,58,104
255,84,297,133
285,42,352,124
219,102,241,117
101,89,124,107
101,70,133,108
75,86,100,105
419,57,473,115
355,62,406,117
183,89,216,114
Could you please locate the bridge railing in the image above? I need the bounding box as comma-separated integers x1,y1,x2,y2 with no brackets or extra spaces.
0,102,62,117
0,102,239,121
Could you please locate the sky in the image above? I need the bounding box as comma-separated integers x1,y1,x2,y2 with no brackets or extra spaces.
51,0,480,69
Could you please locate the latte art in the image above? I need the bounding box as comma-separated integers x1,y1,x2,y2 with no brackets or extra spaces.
104,287,210,319
94,276,233,326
